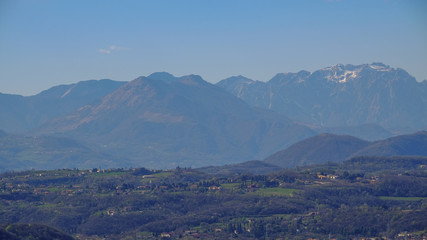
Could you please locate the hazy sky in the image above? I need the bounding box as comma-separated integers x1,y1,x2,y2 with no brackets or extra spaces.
1,0,426,96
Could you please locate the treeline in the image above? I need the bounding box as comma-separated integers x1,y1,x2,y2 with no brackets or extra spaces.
343,156,427,172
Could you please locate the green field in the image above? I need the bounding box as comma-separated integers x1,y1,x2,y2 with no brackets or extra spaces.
220,183,240,189
252,187,300,197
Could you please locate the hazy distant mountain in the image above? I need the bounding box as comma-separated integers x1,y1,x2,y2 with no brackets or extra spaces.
0,79,125,133
217,63,427,133
0,93,31,133
0,131,127,172
352,131,427,157
264,133,370,168
38,73,315,168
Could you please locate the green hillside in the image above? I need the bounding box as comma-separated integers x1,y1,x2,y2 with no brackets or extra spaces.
1,158,426,239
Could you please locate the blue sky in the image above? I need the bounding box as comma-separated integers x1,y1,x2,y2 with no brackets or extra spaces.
1,0,426,96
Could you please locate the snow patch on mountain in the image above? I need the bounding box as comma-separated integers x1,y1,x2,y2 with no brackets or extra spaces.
326,70,360,83
61,86,76,98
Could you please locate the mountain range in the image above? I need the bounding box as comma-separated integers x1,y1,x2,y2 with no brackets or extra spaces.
1,63,426,171
217,63,427,135
35,73,314,168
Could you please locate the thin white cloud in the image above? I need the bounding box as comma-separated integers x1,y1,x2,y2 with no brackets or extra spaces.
98,48,112,54
98,45,130,54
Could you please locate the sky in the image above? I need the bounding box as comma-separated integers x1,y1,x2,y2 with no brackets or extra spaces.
0,0,426,96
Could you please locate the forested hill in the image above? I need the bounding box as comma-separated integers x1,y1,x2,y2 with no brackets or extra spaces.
264,131,427,168
352,130,427,157
264,133,370,168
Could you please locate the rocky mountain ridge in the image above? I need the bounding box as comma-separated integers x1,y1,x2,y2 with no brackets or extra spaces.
217,63,427,133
